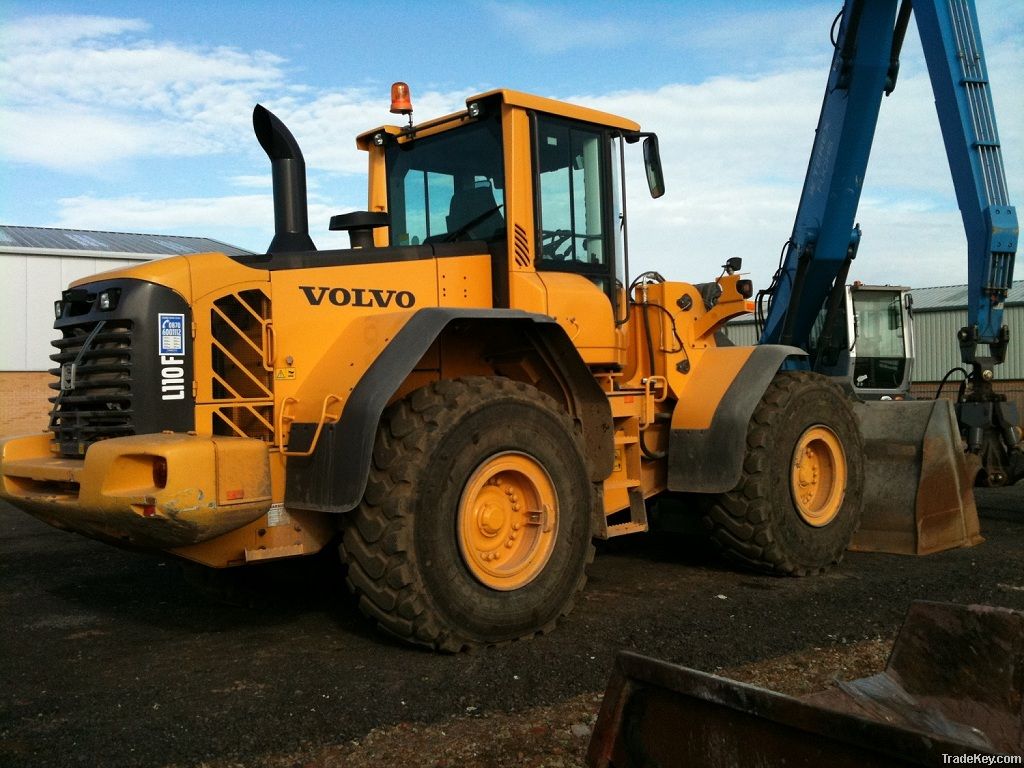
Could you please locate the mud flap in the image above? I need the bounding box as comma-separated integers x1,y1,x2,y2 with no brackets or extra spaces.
587,602,1023,767
849,399,983,555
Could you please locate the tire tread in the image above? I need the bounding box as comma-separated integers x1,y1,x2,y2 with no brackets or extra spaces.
703,371,864,576
339,376,594,651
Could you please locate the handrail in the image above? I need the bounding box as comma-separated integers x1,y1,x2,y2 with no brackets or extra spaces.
276,394,342,457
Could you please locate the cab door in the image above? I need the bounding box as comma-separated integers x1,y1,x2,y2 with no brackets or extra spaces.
531,114,622,363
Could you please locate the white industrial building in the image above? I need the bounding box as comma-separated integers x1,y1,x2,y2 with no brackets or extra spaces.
0,226,250,436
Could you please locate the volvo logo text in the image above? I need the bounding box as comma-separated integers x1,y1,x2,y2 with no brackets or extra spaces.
299,286,416,309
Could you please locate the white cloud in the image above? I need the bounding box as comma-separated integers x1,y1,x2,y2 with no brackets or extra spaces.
0,107,222,172
228,175,271,189
488,3,643,53
3,4,1019,294
0,13,471,179
1,14,149,49
566,26,1023,291
0,15,286,172
267,87,471,176
54,193,273,232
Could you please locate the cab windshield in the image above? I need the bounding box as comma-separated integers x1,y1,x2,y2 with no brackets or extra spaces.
385,116,505,246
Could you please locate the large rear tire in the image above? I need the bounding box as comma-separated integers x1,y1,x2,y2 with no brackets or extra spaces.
703,371,864,575
340,377,595,651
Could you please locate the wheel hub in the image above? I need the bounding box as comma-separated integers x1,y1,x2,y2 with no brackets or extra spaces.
790,425,847,527
476,500,507,537
458,452,558,591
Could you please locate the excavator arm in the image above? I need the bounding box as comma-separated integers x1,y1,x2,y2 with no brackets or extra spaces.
758,0,1020,485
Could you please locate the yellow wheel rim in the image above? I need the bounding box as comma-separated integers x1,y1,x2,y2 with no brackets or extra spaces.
790,425,847,527
457,452,558,591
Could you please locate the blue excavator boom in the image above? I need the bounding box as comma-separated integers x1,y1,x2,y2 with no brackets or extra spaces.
758,0,1020,485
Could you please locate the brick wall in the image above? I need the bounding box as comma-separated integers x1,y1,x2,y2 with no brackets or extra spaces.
0,371,53,437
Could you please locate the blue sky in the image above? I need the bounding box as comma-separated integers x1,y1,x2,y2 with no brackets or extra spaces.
1,1,1021,291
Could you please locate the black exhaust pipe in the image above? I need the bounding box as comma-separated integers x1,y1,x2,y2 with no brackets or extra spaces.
253,104,316,253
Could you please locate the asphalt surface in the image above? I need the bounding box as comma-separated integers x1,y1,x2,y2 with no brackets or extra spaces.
2,488,1022,768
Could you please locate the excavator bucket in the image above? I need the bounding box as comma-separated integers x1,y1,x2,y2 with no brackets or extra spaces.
848,399,983,555
587,601,1024,767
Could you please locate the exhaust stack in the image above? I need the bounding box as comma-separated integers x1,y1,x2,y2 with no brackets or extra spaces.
253,104,316,253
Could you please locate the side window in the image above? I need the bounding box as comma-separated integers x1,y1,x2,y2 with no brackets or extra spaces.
535,117,608,273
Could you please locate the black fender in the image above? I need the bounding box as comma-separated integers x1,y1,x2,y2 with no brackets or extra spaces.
667,345,806,494
285,308,614,513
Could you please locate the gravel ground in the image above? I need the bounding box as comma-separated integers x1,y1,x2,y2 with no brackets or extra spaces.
192,639,893,768
1,486,1021,767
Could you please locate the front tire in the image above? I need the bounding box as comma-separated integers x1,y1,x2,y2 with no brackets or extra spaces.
703,371,864,575
340,377,595,651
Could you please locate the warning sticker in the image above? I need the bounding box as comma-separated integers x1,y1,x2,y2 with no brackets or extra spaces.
158,313,185,356
275,368,296,380
267,503,289,527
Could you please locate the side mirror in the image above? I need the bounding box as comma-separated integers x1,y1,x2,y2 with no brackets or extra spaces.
643,135,665,199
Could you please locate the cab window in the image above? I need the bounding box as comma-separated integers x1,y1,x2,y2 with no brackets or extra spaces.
385,116,505,246
534,115,613,293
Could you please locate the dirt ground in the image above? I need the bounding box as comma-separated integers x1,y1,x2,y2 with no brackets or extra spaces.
2,487,1022,768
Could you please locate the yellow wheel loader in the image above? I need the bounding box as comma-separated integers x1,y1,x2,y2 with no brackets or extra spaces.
0,8,1012,649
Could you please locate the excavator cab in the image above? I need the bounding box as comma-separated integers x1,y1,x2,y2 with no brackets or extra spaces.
810,284,915,399
849,286,914,393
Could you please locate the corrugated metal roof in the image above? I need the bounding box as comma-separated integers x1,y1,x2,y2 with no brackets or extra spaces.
911,280,1024,310
0,225,253,257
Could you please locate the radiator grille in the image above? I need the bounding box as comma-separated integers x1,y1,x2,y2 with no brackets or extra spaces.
48,320,134,454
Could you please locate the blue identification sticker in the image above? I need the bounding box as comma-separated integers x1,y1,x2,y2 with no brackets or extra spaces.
158,313,186,356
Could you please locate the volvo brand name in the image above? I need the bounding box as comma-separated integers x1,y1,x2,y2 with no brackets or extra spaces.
299,286,416,309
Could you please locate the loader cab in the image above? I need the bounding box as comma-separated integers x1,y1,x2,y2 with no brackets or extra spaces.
361,89,662,360
376,96,647,309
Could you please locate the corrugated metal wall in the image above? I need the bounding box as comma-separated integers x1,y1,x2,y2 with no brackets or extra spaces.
913,306,1023,380
722,306,1023,382
0,252,147,371
722,320,758,347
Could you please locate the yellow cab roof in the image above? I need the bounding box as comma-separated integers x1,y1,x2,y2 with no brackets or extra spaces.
356,88,641,149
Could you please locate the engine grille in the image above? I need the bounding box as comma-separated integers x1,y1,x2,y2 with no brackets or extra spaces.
209,289,274,442
48,320,134,455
